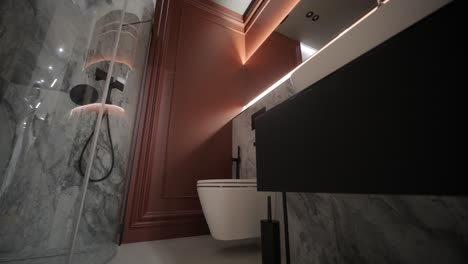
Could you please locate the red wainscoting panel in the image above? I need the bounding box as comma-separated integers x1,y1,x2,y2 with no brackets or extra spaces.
122,0,300,243
242,32,302,105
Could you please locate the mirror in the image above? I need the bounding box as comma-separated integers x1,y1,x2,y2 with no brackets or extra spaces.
275,0,377,62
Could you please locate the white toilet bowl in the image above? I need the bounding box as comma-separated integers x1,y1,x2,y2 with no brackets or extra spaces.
197,179,274,241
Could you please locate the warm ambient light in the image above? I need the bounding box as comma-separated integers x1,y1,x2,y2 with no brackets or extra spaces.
241,4,382,112
300,43,317,61
242,72,293,111
70,103,126,117
85,57,135,71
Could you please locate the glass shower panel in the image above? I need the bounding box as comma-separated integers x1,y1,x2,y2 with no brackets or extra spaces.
0,0,100,262
0,0,154,263
69,0,155,263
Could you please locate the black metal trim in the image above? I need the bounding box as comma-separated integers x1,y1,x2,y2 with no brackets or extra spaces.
282,192,291,264
232,146,241,179
251,107,266,130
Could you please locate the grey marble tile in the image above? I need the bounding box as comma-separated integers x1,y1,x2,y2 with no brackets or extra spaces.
0,0,154,263
3,243,116,264
232,79,296,179
288,193,468,264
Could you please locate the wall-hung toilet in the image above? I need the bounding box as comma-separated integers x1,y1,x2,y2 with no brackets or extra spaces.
197,179,274,241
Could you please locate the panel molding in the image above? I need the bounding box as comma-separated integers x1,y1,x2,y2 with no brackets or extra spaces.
132,210,205,228
159,0,231,200
188,0,244,22
244,0,268,33
185,0,267,33
123,0,206,241
185,0,244,32
123,0,235,242
122,0,299,243
159,1,186,200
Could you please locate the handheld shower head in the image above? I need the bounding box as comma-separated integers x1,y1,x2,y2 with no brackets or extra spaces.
69,84,99,105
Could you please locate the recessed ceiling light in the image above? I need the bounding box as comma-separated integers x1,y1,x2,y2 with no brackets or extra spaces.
40,79,44,83
48,66,53,70
58,48,64,53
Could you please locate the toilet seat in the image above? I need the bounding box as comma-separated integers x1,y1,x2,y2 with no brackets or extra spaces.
197,179,256,188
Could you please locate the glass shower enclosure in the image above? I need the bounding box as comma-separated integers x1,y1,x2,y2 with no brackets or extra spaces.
0,0,154,263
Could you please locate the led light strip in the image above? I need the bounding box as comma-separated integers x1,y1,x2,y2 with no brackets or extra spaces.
241,2,386,112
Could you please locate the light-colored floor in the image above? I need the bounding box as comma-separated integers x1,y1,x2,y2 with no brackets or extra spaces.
109,235,261,264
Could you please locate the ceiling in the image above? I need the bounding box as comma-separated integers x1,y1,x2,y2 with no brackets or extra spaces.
211,0,253,15
276,0,376,51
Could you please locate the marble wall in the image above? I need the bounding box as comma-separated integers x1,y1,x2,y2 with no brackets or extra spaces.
232,70,468,263
0,0,154,263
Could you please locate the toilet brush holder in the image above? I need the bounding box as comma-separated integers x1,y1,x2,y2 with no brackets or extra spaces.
261,196,281,264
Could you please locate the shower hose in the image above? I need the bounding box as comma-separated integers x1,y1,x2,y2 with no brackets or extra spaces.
78,113,115,182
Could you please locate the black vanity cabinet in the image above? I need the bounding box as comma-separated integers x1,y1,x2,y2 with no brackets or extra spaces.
255,2,466,195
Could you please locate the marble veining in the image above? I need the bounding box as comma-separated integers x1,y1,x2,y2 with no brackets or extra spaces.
0,0,154,263
232,77,468,263
288,193,468,264
232,79,296,179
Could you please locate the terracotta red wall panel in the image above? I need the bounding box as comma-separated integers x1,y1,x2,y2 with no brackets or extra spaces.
242,32,301,105
122,0,300,243
122,0,244,243
163,2,244,198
